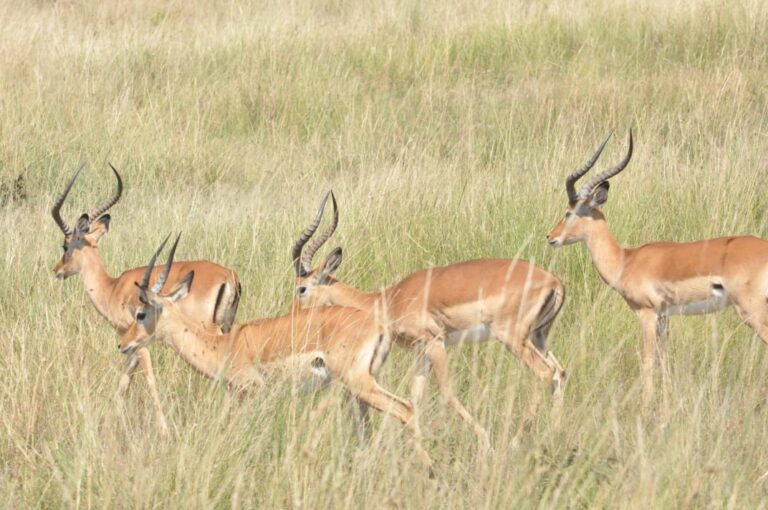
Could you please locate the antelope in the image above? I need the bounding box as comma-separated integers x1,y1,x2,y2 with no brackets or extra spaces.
547,130,768,406
291,193,567,451
51,165,241,435
118,235,434,475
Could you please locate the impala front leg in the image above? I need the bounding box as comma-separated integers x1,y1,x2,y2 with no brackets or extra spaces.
636,308,660,410
135,347,169,438
410,350,432,415
117,352,140,396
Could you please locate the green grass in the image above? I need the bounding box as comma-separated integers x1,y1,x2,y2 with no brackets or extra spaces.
2,0,768,507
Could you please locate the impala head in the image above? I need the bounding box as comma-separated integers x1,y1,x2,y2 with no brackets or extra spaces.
119,234,194,355
547,130,633,247
51,164,123,279
292,191,343,308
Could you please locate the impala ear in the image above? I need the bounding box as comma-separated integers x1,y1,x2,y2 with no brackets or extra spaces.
589,181,610,207
87,214,111,243
73,214,91,238
167,271,194,302
319,247,342,283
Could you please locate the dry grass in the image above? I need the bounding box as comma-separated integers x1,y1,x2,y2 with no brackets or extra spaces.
1,0,768,507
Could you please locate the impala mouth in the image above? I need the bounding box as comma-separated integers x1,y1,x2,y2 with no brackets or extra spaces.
119,345,136,355
54,267,75,280
547,239,562,248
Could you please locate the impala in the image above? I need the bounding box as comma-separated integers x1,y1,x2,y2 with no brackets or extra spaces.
51,165,241,435
119,235,434,475
547,130,768,405
291,193,567,451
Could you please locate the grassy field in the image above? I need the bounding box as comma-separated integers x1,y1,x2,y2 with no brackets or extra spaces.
2,0,768,507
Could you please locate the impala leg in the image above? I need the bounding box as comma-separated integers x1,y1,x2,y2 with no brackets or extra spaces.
410,351,432,412
423,339,491,454
497,319,563,445
636,308,660,411
117,352,140,396
355,381,434,477
530,318,567,422
135,347,169,438
353,398,371,444
732,296,768,345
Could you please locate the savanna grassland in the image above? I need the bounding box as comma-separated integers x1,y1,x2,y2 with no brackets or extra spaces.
1,0,768,507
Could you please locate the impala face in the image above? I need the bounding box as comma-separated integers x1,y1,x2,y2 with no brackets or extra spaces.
53,214,110,279
118,277,191,355
291,190,340,308
294,247,342,308
51,163,123,279
118,236,192,355
547,130,632,249
546,182,609,248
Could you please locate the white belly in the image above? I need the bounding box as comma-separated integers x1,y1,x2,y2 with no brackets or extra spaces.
444,324,491,346
666,293,730,316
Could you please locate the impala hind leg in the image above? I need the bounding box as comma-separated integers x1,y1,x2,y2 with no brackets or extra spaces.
135,347,169,438
731,295,768,345
508,337,564,446
352,379,434,476
422,339,492,454
356,400,371,443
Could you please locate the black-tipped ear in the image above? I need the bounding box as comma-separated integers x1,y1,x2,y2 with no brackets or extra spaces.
589,181,610,207
168,271,194,303
74,214,91,237
320,247,343,282
88,214,111,242
96,214,111,230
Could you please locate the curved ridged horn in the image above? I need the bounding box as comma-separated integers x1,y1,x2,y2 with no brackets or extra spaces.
565,133,611,205
151,233,180,294
302,191,338,270
578,129,633,198
89,163,123,219
51,164,84,235
139,233,172,291
292,191,331,276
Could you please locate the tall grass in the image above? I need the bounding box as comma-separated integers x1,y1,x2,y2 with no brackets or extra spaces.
1,0,767,507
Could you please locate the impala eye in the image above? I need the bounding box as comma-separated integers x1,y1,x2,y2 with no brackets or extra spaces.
565,211,573,219
62,244,68,253
136,311,146,321
297,286,308,296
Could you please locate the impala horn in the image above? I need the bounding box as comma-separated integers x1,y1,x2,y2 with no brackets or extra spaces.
565,133,611,205
51,163,85,236
89,163,123,219
137,233,172,301
577,129,633,199
292,191,334,276
151,233,180,294
301,191,338,271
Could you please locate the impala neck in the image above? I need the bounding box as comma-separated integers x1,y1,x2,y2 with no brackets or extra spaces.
156,306,231,379
78,249,121,328
582,213,626,289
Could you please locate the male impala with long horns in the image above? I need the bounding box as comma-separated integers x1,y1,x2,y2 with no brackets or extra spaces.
547,130,768,406
51,165,241,435
119,235,434,475
291,192,567,451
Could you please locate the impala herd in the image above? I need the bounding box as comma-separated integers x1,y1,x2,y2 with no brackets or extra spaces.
51,131,768,476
